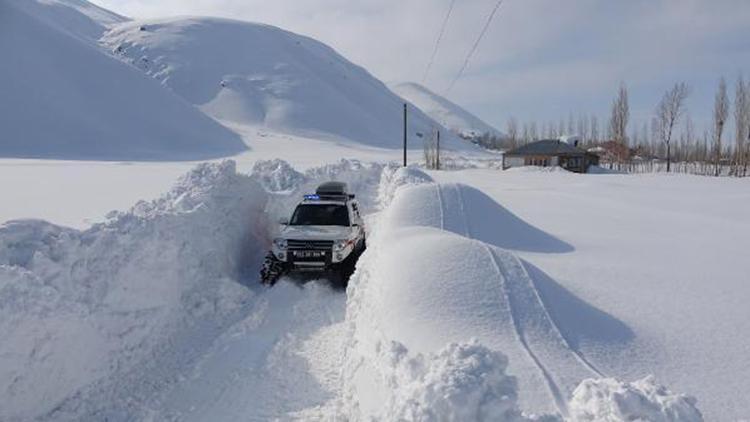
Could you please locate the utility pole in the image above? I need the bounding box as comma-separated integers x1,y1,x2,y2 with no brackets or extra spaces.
436,130,441,170
403,103,408,167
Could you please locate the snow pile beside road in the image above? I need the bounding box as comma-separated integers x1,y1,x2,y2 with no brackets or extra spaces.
375,340,536,422
569,376,703,422
0,161,268,420
341,173,704,420
376,164,434,208
250,158,307,192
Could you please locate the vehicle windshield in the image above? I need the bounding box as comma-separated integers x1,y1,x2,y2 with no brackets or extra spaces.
290,204,350,226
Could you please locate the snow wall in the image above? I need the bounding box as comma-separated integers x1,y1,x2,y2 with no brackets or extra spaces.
340,166,704,421
0,158,386,420
0,161,268,419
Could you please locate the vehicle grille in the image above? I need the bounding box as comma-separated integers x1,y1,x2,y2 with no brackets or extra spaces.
287,239,334,250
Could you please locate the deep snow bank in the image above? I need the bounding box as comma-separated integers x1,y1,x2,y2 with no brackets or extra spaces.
376,164,435,209
0,0,246,160
339,171,704,420
0,161,267,420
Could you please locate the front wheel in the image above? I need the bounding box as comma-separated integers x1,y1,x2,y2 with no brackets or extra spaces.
260,252,287,286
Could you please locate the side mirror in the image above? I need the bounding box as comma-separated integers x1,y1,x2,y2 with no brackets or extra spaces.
278,217,289,225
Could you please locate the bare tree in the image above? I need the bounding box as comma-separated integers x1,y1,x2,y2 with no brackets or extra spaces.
506,117,519,149
582,115,590,144
547,121,557,138
522,122,530,144
590,115,599,143
423,128,439,169
609,82,630,146
734,75,750,176
530,122,539,141
568,113,576,136
712,77,730,176
683,115,695,163
656,82,690,172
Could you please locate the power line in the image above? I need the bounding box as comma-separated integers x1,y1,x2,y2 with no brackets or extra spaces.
445,0,505,94
422,0,457,84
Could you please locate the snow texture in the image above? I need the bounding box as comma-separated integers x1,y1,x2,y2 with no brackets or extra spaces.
101,18,469,151
374,340,534,422
391,82,503,139
340,170,704,421
0,159,709,421
250,158,308,193
0,161,268,420
568,376,703,422
0,0,247,160
376,164,435,209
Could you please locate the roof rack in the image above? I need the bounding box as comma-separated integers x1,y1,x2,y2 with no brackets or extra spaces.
314,181,355,200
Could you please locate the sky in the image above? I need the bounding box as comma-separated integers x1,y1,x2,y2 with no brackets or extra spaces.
93,0,750,139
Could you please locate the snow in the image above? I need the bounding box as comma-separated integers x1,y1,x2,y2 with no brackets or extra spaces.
101,18,471,151
0,0,246,160
391,82,503,139
569,376,703,422
1,1,747,420
0,161,268,420
0,157,719,421
430,168,750,421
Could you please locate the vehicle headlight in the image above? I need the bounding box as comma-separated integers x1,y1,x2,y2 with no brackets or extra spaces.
333,239,349,252
273,238,288,250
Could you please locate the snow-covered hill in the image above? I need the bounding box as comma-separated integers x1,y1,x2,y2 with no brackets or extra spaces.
0,0,247,160
391,82,503,139
102,18,463,150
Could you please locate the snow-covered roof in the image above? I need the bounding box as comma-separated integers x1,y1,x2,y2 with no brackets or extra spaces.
505,140,589,156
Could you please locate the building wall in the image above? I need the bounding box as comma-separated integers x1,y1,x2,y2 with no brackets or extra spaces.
504,156,525,168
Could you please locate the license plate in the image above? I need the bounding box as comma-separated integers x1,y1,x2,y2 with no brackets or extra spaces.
294,251,324,258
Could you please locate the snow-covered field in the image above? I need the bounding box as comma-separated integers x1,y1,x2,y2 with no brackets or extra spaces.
2,153,746,420
2,1,749,420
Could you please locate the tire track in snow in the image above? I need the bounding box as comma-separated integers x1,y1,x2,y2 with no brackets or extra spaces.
440,183,604,413
484,246,568,415
501,256,604,379
436,183,564,413
453,182,602,378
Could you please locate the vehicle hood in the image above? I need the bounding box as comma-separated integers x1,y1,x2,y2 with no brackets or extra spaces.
280,225,353,241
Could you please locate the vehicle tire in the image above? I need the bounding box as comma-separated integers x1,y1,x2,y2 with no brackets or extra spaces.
332,252,357,289
260,252,286,286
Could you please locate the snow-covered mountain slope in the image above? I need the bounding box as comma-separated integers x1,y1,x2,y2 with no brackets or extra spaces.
391,82,502,139
0,0,247,160
101,18,468,150
9,0,127,43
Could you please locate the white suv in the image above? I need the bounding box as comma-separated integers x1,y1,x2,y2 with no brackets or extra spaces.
261,182,366,286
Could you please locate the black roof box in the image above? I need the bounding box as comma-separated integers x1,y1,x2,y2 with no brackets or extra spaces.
316,181,354,199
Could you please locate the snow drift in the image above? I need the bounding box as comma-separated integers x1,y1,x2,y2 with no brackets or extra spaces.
0,159,706,420
102,18,469,150
0,0,247,160
391,82,502,139
0,161,267,420
339,170,704,420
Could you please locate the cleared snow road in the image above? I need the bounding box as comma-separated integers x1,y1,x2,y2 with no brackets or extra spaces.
148,281,346,421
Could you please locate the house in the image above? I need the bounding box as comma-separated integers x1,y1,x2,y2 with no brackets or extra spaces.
502,139,600,173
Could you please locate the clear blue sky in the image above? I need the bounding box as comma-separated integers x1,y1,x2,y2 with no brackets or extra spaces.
94,0,750,138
